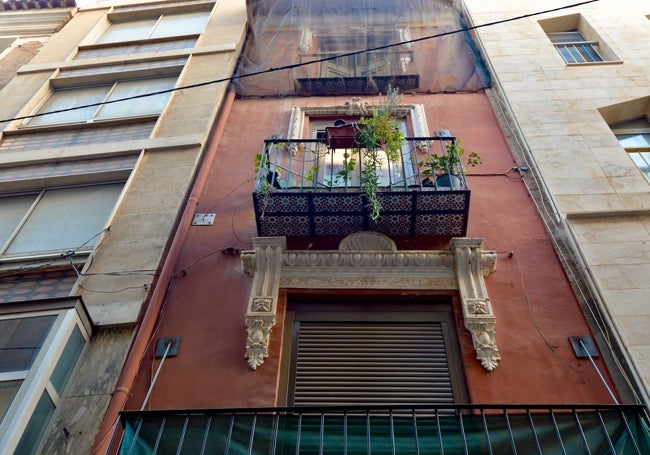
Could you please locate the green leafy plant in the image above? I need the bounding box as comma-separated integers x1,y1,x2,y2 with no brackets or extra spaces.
420,140,482,182
353,87,404,221
333,151,356,186
254,151,276,220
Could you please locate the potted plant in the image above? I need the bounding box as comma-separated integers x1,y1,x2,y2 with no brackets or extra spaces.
420,140,482,188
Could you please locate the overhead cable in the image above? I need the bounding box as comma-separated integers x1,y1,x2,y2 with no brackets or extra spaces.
0,0,599,124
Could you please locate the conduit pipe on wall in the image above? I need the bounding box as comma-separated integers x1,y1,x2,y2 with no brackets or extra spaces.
92,89,237,454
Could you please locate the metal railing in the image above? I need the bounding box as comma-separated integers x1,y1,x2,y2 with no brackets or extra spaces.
254,136,467,194
298,50,416,78
553,42,604,64
111,403,650,454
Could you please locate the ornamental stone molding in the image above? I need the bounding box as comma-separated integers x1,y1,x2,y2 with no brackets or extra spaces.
244,237,285,369
285,103,430,142
450,238,500,371
242,233,498,370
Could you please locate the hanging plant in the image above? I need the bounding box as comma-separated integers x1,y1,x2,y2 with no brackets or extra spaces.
354,87,404,221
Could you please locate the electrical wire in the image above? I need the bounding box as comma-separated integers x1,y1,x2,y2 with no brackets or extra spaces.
78,283,151,294
176,248,227,275
204,177,255,213
503,250,583,373
0,261,59,279
231,198,254,247
0,0,599,125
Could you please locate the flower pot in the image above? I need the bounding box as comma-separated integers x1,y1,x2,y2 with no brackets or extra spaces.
325,124,357,149
435,173,461,188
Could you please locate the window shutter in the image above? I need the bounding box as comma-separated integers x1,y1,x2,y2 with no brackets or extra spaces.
292,321,455,406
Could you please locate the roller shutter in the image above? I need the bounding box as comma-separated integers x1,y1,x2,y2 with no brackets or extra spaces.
292,320,456,406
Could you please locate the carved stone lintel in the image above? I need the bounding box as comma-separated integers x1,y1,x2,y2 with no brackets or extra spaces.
242,234,500,372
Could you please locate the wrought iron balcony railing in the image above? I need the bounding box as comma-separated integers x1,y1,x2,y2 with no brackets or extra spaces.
253,136,471,237
111,404,650,454
295,50,419,95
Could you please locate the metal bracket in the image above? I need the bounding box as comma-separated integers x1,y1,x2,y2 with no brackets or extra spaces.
192,213,215,226
569,336,599,358
155,337,181,357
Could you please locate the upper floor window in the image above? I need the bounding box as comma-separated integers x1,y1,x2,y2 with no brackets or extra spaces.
539,13,619,65
96,11,210,44
547,31,603,63
612,117,650,183
0,298,91,455
27,76,176,127
0,182,124,259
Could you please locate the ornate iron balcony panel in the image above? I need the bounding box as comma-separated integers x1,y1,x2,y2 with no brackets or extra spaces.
253,137,471,237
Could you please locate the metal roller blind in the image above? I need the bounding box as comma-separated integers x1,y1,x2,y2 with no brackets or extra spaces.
293,321,454,406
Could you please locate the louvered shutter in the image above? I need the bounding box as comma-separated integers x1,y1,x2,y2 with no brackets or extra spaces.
292,321,454,406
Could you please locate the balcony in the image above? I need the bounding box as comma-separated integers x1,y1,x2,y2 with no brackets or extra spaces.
295,50,419,95
111,404,650,454
253,136,471,237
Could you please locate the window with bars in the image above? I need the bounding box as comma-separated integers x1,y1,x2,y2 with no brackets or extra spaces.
283,300,467,407
612,117,650,183
0,298,91,455
547,31,604,63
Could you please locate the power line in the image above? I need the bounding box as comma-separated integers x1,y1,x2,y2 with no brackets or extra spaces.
0,0,599,124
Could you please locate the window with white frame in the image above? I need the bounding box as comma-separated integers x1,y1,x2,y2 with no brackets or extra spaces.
0,182,124,258
27,76,176,126
0,298,91,455
547,30,604,63
612,117,650,183
97,11,210,44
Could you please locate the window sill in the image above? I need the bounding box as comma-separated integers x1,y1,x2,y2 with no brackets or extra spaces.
10,115,159,135
565,60,624,66
0,250,91,272
77,34,200,52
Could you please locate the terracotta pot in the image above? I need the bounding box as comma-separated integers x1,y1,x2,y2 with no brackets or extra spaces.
325,124,357,149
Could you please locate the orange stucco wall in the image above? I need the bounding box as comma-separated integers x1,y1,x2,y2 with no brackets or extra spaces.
125,93,616,411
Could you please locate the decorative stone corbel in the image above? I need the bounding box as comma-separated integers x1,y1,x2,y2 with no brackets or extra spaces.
244,237,285,369
451,238,500,371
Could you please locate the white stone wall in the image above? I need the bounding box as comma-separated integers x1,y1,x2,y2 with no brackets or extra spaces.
463,0,650,401
0,1,248,452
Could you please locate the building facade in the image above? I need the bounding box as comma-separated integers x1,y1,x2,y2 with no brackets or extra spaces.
0,0,76,90
0,0,246,453
462,0,650,404
101,0,650,453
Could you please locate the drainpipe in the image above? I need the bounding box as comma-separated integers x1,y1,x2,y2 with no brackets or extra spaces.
91,89,237,454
